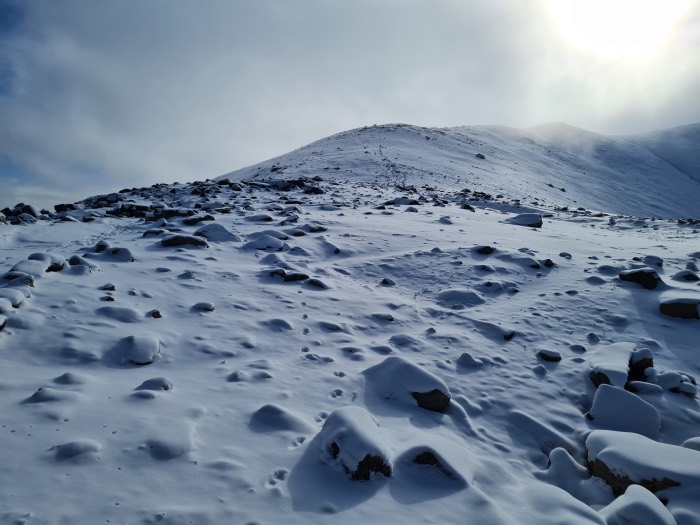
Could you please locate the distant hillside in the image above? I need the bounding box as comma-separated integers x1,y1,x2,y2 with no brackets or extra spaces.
219,122,700,218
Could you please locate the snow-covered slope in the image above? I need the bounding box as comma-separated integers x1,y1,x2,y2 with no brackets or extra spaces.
220,122,700,219
1,168,700,524
625,123,700,186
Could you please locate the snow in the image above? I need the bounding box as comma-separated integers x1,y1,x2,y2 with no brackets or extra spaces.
0,120,699,524
587,384,661,439
599,485,677,525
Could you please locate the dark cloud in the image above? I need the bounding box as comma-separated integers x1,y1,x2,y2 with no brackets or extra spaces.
1,0,699,208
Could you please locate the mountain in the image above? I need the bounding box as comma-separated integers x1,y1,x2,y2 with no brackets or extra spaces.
220,122,700,219
1,123,699,524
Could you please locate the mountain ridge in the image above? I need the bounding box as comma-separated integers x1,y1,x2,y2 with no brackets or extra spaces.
219,122,700,219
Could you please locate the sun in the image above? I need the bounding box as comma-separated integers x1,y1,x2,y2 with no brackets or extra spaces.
548,0,692,60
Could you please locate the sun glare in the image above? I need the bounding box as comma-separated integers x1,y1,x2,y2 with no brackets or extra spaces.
548,0,692,60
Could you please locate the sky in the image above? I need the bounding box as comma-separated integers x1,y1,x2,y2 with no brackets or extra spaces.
1,0,699,210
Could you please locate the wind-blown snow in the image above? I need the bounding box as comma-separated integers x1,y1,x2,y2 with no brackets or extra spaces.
1,122,699,524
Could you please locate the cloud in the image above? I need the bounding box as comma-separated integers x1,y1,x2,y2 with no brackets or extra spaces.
0,0,699,208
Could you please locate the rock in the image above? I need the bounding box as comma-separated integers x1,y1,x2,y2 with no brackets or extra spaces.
84,247,135,263
92,240,111,253
318,406,392,481
588,342,636,388
586,384,661,439
457,352,484,367
67,255,101,270
269,269,309,282
0,288,29,309
671,270,700,282
306,278,329,289
537,349,562,362
243,235,285,251
104,247,135,262
1,271,35,288
161,234,209,248
619,267,662,290
643,255,664,268
9,260,51,278
191,301,215,312
112,335,161,366
194,223,241,242
53,372,89,385
249,404,313,433
21,387,78,404
436,289,485,309
246,213,274,222
474,245,495,255
27,252,66,272
599,485,677,525
50,439,102,461
364,356,451,412
659,295,700,319
504,213,543,228
182,214,215,226
586,430,700,497
144,432,195,460
396,445,468,486
628,347,653,382
54,203,77,213
96,306,142,323
135,377,174,391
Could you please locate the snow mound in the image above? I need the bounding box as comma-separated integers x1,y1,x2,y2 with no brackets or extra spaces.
364,356,451,412
318,406,391,481
599,484,677,525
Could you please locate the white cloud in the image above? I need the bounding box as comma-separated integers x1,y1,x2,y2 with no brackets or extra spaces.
1,0,699,208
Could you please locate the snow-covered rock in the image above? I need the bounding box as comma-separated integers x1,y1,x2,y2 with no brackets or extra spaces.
586,384,661,439
318,406,392,481
364,356,451,412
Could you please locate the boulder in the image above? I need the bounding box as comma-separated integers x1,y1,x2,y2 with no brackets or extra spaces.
27,253,66,272
318,406,392,481
537,349,562,362
599,485,677,525
586,384,661,439
436,289,485,309
194,223,241,242
586,430,700,497
504,213,543,228
619,268,662,290
659,295,700,320
112,335,161,365
364,356,451,412
671,270,700,282
135,377,173,391
161,234,209,248
249,404,313,433
588,342,636,388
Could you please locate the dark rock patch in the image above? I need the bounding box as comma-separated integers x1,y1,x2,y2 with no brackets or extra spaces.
659,298,700,319
161,234,209,248
411,389,451,412
619,268,661,290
